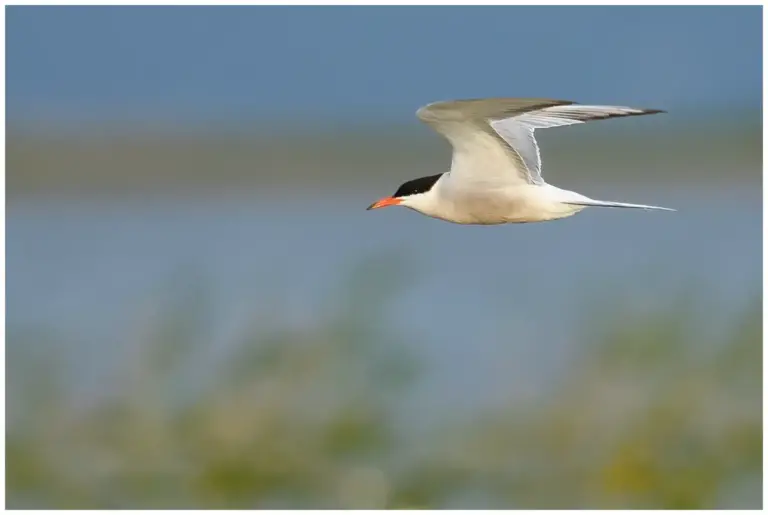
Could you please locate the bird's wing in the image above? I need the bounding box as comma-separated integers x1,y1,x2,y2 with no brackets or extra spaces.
490,104,665,183
417,98,571,185
417,99,664,185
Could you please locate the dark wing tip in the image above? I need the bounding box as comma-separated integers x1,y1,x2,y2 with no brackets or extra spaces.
599,107,667,121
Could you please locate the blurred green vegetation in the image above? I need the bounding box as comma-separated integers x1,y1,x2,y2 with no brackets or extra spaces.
6,260,762,509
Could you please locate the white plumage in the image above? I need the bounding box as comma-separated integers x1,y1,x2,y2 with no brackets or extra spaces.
367,98,674,224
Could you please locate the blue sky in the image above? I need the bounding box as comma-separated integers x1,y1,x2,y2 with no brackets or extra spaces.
7,6,762,125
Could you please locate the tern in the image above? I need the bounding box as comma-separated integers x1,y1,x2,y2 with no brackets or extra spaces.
366,98,674,224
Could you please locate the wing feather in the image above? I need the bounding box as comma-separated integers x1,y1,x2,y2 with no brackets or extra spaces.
417,98,573,185
417,99,664,185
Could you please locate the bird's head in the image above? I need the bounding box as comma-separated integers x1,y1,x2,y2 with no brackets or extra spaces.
366,173,444,212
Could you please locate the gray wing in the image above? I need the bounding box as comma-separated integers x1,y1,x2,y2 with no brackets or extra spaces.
417,98,572,185
418,98,664,185
490,104,665,183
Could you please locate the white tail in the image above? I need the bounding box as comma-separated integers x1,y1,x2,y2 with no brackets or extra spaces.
565,199,675,211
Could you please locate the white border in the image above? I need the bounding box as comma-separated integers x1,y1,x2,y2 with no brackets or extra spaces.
762,4,767,512
1,4,6,512
2,0,767,5
2,3,765,514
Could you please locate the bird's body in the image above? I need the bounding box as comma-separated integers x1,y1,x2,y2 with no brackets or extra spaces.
407,178,588,225
367,98,674,223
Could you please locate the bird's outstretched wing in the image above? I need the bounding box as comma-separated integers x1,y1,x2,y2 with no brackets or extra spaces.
417,98,664,185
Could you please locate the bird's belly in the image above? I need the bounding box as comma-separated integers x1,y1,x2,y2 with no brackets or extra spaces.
443,186,583,225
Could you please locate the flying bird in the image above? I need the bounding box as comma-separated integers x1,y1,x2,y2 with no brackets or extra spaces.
367,98,674,224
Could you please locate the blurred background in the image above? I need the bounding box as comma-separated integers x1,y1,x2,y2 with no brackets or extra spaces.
6,5,762,509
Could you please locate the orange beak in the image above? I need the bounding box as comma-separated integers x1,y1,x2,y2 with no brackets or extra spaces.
366,197,402,210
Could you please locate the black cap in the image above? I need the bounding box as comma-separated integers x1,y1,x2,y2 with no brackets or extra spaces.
393,173,443,198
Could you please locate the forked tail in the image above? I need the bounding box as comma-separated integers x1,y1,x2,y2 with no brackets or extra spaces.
565,199,675,211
